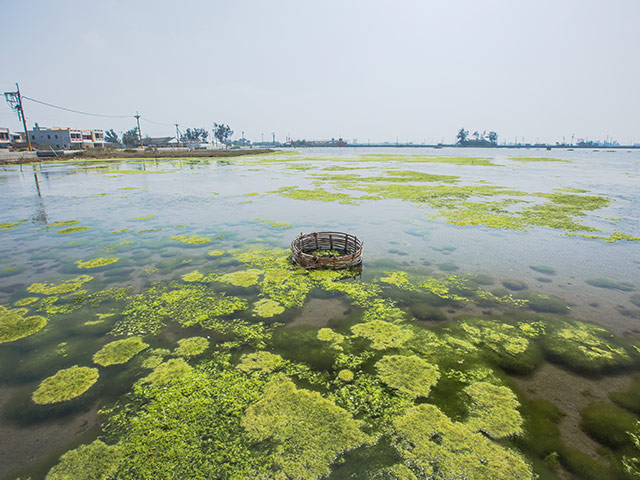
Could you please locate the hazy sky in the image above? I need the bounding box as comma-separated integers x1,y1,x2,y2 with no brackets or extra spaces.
1,0,638,144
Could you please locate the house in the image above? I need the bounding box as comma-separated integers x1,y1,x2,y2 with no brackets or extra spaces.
28,124,105,149
0,128,10,148
142,136,178,148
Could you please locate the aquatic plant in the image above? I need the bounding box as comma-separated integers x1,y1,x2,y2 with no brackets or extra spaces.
543,319,632,372
518,291,569,313
55,226,91,234
14,297,39,306
457,319,542,374
631,294,640,308
103,356,271,479
252,298,285,317
112,282,248,336
622,421,640,479
318,327,345,350
464,381,523,438
181,270,204,282
269,186,364,204
237,351,285,374
242,376,366,479
351,320,413,350
502,279,528,291
174,336,209,357
143,358,192,385
361,299,409,324
610,375,640,414
75,257,120,269
50,220,81,227
376,355,440,398
132,214,156,220
338,369,354,382
586,278,635,291
0,305,47,343
93,337,149,366
208,250,226,256
45,440,123,480
253,218,293,229
170,234,211,244
215,268,263,287
0,221,22,231
28,274,93,295
391,404,534,479
419,278,467,301
32,365,99,404
580,401,637,448
111,228,131,233
530,265,556,275
380,271,415,290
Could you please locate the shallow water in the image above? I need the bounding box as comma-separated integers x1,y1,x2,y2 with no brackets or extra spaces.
0,148,639,480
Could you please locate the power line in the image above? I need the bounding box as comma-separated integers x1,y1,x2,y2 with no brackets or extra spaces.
141,116,174,126
21,96,132,118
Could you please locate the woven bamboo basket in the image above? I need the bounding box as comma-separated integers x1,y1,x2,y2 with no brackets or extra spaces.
291,231,363,269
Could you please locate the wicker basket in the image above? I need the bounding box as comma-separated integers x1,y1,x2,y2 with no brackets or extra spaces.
291,231,363,269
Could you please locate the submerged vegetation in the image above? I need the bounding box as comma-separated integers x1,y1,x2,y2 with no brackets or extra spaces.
0,151,639,480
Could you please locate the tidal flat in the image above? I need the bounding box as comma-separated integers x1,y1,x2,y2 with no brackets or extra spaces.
0,147,639,480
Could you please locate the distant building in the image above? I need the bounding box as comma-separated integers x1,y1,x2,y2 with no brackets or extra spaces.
28,124,105,149
142,136,178,148
0,128,10,148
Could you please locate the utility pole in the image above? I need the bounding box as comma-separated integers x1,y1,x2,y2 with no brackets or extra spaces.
135,112,143,147
272,132,275,144
3,83,32,151
175,122,180,146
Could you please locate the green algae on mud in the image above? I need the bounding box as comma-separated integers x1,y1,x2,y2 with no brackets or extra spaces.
32,365,99,404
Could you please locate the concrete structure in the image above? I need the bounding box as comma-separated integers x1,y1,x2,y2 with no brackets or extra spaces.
0,128,10,148
28,124,105,149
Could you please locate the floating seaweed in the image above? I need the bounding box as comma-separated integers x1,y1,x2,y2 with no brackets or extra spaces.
32,365,99,404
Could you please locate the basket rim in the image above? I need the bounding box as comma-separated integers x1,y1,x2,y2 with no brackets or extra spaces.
291,231,363,262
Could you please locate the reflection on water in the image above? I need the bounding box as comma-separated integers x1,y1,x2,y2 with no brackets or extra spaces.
0,148,639,479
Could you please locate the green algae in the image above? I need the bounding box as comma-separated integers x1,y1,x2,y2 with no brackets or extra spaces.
632,294,640,308
174,336,209,357
28,275,93,295
623,421,640,478
0,221,22,231
131,214,156,220
236,351,285,374
530,265,556,275
214,268,263,287
376,355,440,398
45,440,123,480
253,217,293,229
391,404,534,479
361,299,410,324
358,153,495,166
269,186,368,204
502,279,528,291
338,369,354,382
0,305,47,343
14,297,39,307
75,257,120,269
103,357,269,479
379,271,414,290
580,401,638,448
351,320,413,350
586,277,635,291
318,327,346,350
112,282,248,336
50,220,81,227
208,249,226,256
543,319,632,373
252,298,285,317
242,376,366,480
509,156,569,162
55,226,91,234
143,358,192,385
567,231,640,242
170,234,211,245
110,228,131,234
464,381,523,438
32,365,99,404
181,270,204,282
93,337,149,366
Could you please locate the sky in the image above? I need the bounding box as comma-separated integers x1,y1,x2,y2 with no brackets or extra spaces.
1,0,639,144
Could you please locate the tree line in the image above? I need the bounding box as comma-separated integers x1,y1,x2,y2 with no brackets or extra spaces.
104,124,234,148
456,128,498,146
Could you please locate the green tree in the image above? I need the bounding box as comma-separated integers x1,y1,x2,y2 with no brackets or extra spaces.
213,123,233,147
105,129,119,144
456,128,468,145
181,128,209,143
122,128,139,148
488,131,498,144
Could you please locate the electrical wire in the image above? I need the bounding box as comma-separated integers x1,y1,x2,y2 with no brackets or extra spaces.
22,96,132,119
141,116,175,126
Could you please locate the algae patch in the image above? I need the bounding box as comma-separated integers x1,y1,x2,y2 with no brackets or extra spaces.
93,337,149,366
76,257,120,269
0,305,47,343
32,365,99,404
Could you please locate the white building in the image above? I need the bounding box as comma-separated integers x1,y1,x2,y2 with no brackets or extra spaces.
29,124,105,149
0,128,10,148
